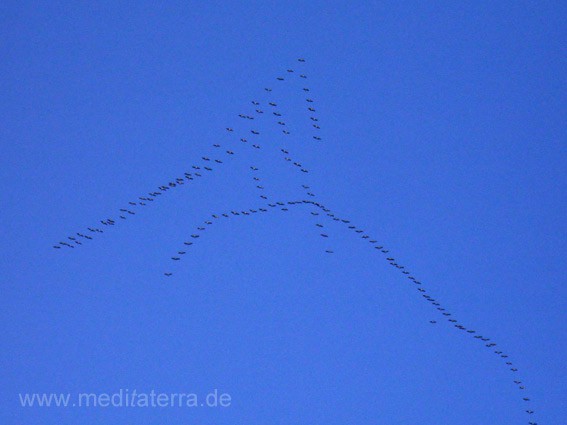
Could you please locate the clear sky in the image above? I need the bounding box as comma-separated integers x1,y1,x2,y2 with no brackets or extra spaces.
1,1,565,424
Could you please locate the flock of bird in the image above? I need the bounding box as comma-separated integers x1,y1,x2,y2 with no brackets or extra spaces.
54,58,538,424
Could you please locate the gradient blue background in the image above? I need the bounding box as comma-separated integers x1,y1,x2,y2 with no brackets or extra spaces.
1,1,565,424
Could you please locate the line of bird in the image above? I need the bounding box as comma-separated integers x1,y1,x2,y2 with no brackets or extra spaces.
165,197,537,423
53,58,538,424
52,58,320,250
224,66,328,249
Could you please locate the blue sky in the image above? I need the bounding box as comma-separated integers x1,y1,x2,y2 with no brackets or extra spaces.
1,1,565,424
